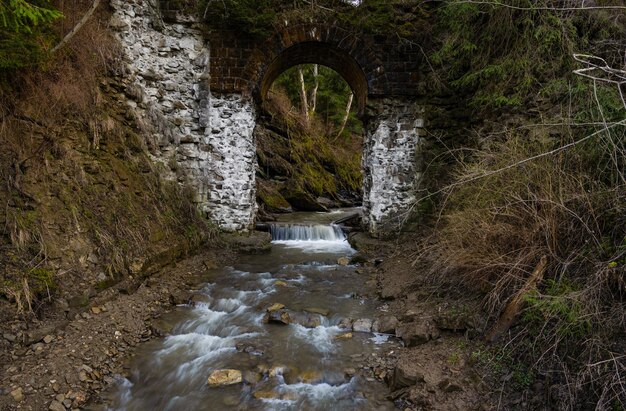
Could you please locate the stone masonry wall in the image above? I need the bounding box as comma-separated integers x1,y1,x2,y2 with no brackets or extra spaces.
109,1,426,234
362,99,425,235
110,0,257,231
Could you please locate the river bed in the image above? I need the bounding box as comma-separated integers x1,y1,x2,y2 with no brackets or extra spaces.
106,210,397,410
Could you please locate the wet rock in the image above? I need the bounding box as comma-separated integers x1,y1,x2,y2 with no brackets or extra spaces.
390,362,425,390
352,318,373,333
338,317,353,329
296,370,323,384
242,370,262,385
395,320,439,347
269,365,287,377
344,367,357,377
372,316,399,334
289,312,322,328
222,395,240,406
10,387,24,402
169,290,192,305
349,253,368,265
303,307,330,316
150,318,175,337
48,400,65,411
335,332,353,340
265,309,290,325
274,280,289,287
207,369,242,387
266,303,285,312
337,257,350,266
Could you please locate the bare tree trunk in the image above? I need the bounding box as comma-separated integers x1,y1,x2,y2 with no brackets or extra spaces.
310,64,319,116
52,0,101,53
334,92,353,141
298,67,309,125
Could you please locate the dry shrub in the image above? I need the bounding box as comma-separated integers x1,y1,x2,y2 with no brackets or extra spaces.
12,1,121,122
423,128,625,408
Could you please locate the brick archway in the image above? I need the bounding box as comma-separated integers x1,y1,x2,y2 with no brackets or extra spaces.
256,41,369,115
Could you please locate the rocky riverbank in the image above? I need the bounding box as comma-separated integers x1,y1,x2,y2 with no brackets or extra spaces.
1,229,544,411
0,232,272,411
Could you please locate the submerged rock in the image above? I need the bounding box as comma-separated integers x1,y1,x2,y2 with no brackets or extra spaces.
335,332,353,340
207,369,242,387
289,312,323,328
303,307,330,316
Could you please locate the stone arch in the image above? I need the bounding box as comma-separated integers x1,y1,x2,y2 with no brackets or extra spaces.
257,41,369,115
203,22,425,234
238,23,389,115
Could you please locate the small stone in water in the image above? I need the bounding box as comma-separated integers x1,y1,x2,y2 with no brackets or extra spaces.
266,303,285,312
222,395,239,406
335,332,353,340
207,369,242,387
274,280,289,287
337,257,350,266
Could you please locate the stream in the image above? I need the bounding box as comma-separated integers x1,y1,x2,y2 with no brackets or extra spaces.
106,210,397,410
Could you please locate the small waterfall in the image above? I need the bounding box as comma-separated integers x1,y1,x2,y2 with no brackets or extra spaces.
270,224,346,241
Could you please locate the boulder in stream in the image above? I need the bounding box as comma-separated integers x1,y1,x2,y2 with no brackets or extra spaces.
265,309,291,325
207,369,242,387
372,315,399,334
352,318,373,333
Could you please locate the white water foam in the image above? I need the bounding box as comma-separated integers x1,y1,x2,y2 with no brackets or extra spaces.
291,324,342,352
270,224,346,241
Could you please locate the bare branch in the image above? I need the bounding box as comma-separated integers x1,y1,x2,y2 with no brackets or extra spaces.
51,0,101,54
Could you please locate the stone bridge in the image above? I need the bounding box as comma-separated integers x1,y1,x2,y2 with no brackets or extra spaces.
110,0,428,234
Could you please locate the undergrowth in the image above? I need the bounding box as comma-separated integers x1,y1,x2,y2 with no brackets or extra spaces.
0,0,216,320
409,2,626,408
256,87,363,213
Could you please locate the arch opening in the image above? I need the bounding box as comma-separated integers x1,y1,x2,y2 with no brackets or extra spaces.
258,42,369,116
255,63,365,216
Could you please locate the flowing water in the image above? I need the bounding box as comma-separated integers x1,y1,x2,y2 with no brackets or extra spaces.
106,211,396,410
